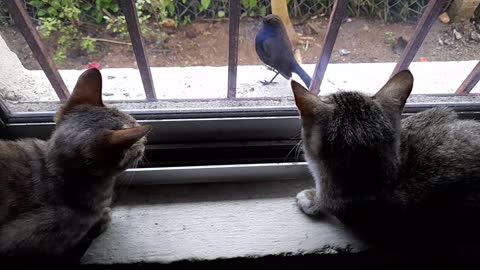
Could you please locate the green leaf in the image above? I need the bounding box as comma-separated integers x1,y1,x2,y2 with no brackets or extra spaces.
200,0,211,11
29,0,44,8
217,10,225,18
47,7,58,16
259,6,266,16
249,0,257,8
82,3,93,11
167,3,175,16
37,9,47,16
96,12,103,23
111,4,119,13
51,0,60,8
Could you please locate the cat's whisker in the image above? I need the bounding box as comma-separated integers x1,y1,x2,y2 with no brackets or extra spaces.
117,163,137,199
284,142,299,162
294,140,304,161
141,153,150,166
284,140,303,162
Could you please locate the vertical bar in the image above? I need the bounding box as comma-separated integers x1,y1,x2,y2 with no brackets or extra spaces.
5,0,70,101
391,0,448,76
455,61,480,95
227,0,241,99
0,98,11,126
119,0,157,101
309,0,349,95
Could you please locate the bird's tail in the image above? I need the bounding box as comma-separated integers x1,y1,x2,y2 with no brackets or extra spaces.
293,63,312,88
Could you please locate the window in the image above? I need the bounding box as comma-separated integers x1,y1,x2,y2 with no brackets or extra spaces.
0,0,479,175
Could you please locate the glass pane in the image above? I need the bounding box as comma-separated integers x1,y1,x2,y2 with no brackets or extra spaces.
0,0,479,117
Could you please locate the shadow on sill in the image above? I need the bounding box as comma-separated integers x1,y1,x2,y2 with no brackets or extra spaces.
79,250,480,269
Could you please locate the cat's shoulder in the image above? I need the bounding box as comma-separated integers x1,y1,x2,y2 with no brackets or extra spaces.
401,107,458,129
0,138,47,158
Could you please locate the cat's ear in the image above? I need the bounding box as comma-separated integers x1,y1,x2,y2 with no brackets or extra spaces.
107,125,152,149
64,68,104,110
291,80,318,120
374,70,413,109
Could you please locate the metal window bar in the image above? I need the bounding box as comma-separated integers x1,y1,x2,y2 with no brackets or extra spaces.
227,0,241,99
4,0,480,107
391,0,449,77
309,0,349,95
119,0,157,101
5,0,70,102
455,61,480,95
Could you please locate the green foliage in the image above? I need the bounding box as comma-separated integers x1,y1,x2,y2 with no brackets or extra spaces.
199,0,211,12
26,0,121,62
140,0,176,23
104,1,151,40
29,0,81,21
28,0,81,61
81,37,96,53
53,23,77,61
93,0,119,23
181,15,191,25
241,0,267,17
20,0,436,63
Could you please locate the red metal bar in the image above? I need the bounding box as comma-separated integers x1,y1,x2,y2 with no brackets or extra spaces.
391,0,448,76
309,0,349,95
5,0,70,101
119,0,157,101
455,61,480,95
227,0,241,99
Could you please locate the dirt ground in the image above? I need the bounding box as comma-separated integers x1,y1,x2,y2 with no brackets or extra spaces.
0,16,479,70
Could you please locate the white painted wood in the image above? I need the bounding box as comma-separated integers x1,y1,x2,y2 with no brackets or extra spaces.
81,179,368,264
121,162,310,185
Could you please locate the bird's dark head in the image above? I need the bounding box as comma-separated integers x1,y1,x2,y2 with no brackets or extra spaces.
262,14,284,28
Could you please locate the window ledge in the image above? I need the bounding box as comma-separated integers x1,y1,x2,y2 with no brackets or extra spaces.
81,179,369,265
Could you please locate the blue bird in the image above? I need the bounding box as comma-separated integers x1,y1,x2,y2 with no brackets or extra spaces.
255,14,312,87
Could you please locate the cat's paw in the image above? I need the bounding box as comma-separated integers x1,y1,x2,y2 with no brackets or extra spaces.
96,207,112,235
296,189,323,216
87,207,112,239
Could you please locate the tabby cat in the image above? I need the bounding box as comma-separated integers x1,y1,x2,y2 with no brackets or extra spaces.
293,70,480,240
0,68,150,259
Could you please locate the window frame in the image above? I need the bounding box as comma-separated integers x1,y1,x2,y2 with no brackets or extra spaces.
3,98,480,142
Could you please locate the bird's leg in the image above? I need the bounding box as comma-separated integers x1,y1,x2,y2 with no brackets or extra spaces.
266,66,276,72
268,71,280,83
260,71,280,85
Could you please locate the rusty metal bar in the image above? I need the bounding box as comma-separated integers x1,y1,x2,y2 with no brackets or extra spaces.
455,61,480,95
227,0,241,99
309,0,349,95
391,0,448,76
119,0,157,101
5,0,70,101
0,97,11,125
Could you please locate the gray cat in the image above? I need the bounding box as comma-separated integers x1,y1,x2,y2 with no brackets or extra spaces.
293,70,480,239
0,68,150,259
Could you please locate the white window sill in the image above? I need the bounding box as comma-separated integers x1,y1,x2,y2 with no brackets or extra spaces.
81,178,368,265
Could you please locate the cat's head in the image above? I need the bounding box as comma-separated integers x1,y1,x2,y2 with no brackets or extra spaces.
291,70,413,160
49,68,151,177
